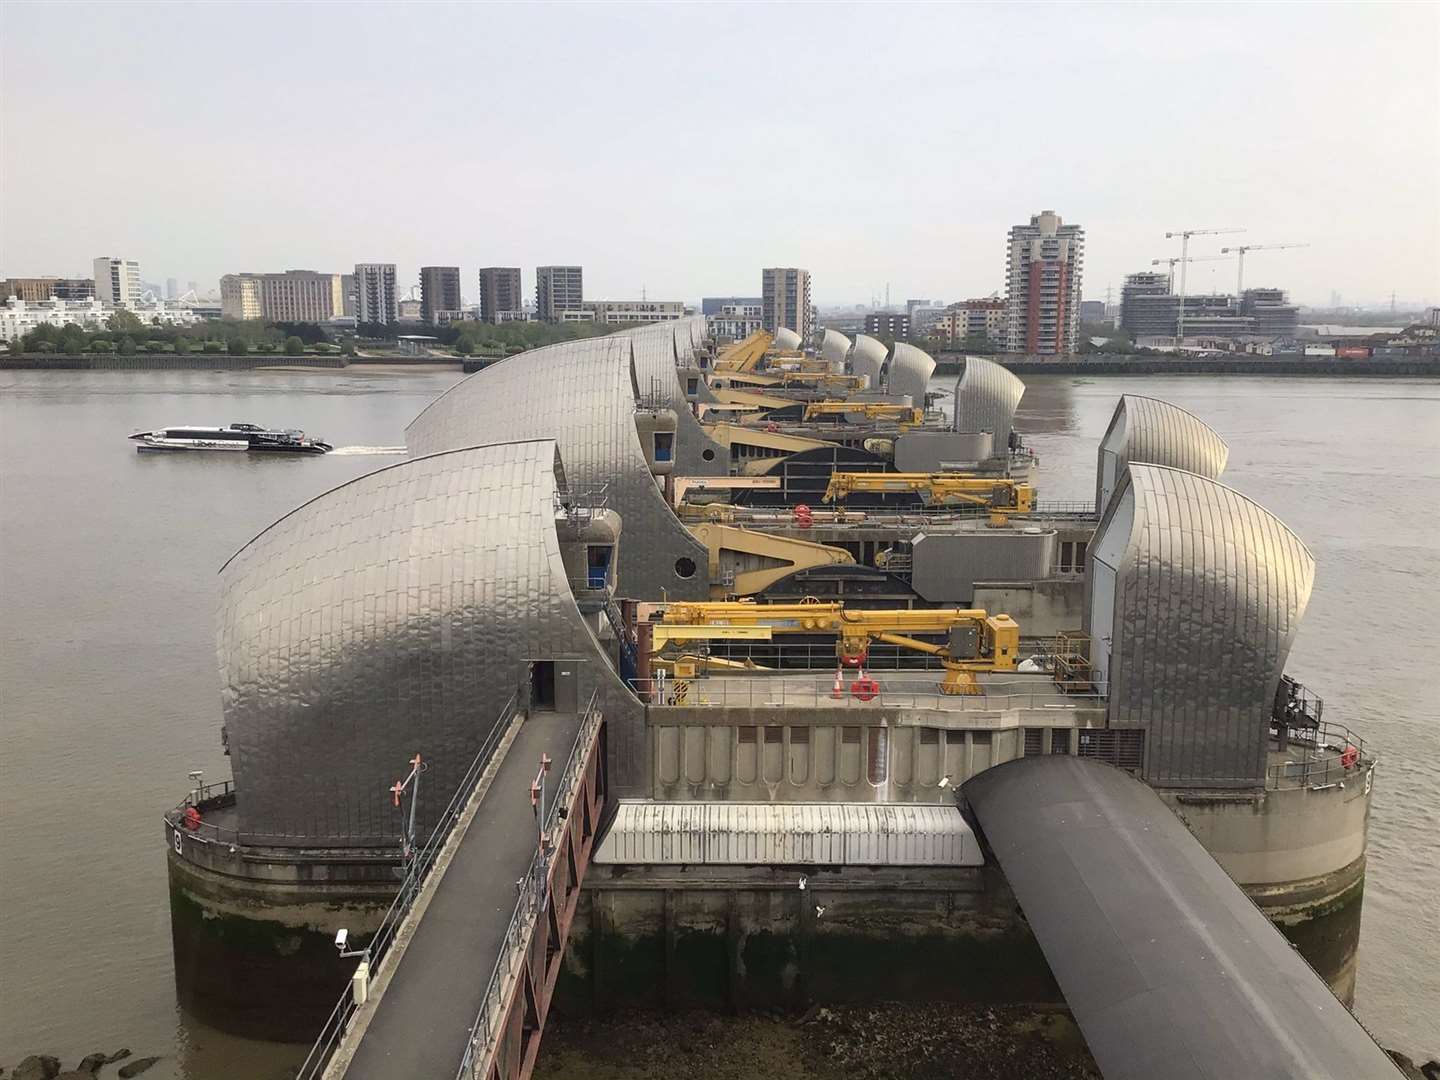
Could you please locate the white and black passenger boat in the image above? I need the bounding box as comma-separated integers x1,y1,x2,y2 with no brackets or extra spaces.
128,423,333,454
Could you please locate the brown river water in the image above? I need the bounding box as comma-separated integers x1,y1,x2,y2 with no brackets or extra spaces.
1,369,1435,1075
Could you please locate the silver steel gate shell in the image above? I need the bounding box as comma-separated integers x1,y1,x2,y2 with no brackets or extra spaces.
850,333,888,390
951,355,1025,455
773,327,802,351
1085,463,1314,788
406,334,710,601
216,440,640,843
630,321,726,476
1095,394,1229,514
820,328,851,369
887,342,936,406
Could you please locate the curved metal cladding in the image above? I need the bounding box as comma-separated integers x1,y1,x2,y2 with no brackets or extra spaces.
820,328,851,369
1086,464,1315,788
629,323,726,476
850,333,888,390
688,314,707,352
964,757,1396,1080
773,327,803,351
951,355,1025,454
407,335,710,601
1095,394,1230,513
217,440,639,844
887,342,936,405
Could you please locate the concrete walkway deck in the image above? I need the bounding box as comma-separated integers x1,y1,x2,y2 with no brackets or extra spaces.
340,709,582,1079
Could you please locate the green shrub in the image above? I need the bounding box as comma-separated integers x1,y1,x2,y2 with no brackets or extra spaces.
284,335,305,355
90,340,116,352
145,340,168,353
203,341,224,353
174,338,192,354
227,339,248,355
117,337,137,356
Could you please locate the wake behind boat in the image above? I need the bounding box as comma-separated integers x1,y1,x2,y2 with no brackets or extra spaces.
128,423,332,455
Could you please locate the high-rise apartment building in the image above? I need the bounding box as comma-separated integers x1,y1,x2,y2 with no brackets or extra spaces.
478,267,524,323
1003,211,1084,355
535,266,583,322
1119,272,1171,337
221,271,346,322
419,266,462,325
93,257,141,308
761,267,812,341
353,263,398,325
0,277,96,302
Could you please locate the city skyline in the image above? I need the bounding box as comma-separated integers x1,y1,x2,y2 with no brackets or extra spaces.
2,3,1436,308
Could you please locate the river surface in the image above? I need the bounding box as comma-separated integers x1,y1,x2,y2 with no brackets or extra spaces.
1,369,1436,1074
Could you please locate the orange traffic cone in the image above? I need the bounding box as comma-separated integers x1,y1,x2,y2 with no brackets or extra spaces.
832,667,843,699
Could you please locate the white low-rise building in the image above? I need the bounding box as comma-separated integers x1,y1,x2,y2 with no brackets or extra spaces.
579,300,686,325
707,302,764,341
1,296,203,342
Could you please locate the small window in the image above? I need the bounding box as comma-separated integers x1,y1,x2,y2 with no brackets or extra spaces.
674,556,696,579
763,727,783,744
842,726,862,745
737,726,757,745
686,377,699,395
919,728,940,745
1023,728,1044,757
702,448,716,462
789,726,810,745
653,431,673,462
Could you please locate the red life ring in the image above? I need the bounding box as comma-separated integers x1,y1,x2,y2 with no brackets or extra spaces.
851,677,880,701
183,806,203,831
1340,745,1359,769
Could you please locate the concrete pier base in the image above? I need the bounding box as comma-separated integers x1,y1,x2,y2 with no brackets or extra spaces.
166,848,397,1042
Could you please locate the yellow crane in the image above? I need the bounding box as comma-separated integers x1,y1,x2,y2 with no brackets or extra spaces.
801,401,925,425
656,600,1019,694
822,473,1035,518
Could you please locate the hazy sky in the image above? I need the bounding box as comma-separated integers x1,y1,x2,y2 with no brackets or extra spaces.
3,2,1437,308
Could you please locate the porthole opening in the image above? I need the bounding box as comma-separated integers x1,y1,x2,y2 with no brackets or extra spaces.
701,448,716,462
674,557,696,579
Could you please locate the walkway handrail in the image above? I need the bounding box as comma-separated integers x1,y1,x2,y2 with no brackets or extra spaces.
632,674,1107,712
162,778,239,846
1267,718,1373,790
455,690,604,1080
295,693,520,1080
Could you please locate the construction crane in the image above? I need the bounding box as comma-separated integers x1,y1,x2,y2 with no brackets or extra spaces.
1219,243,1310,295
1164,227,1246,340
823,472,1035,519
656,600,1020,694
801,402,925,425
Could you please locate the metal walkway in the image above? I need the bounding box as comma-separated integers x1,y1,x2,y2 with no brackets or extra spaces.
324,699,607,1080
963,756,1397,1080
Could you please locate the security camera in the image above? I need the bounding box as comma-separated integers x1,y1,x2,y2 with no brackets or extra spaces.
938,776,951,789
335,928,349,950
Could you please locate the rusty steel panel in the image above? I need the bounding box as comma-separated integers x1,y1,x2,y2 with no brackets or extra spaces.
951,355,1025,454
1095,394,1229,513
887,342,936,405
406,334,709,601
216,440,637,843
1087,463,1314,788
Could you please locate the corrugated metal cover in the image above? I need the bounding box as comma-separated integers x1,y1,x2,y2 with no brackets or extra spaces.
595,800,981,866
1086,464,1314,788
850,334,888,390
911,530,1057,603
1095,395,1229,512
965,757,1396,1080
406,334,709,600
952,356,1024,454
887,342,936,406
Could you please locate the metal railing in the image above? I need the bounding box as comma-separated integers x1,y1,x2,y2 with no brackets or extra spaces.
456,690,604,1079
633,674,1106,712
554,484,610,527
295,693,520,1080
162,778,240,846
1266,719,1372,790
